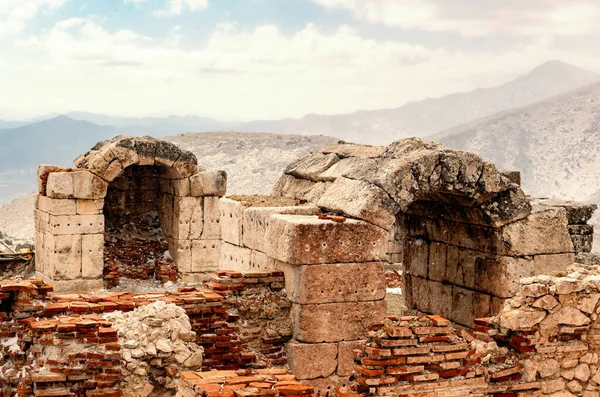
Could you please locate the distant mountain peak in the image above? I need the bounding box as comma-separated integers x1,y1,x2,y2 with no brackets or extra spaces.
519,59,599,82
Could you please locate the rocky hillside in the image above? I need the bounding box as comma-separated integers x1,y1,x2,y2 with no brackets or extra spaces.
434,81,600,201
0,132,337,243
239,60,599,144
434,81,600,250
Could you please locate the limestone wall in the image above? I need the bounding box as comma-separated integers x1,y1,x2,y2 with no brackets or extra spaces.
34,136,228,291
219,195,389,386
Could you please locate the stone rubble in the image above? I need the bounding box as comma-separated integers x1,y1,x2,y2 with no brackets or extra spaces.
104,301,204,397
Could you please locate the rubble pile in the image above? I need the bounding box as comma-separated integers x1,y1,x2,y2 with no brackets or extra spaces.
480,263,600,397
211,270,292,368
176,368,316,397
206,270,291,369
104,212,175,288
105,301,204,396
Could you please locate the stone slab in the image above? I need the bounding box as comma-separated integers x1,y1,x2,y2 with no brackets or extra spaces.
48,214,105,235
220,242,252,272
242,205,318,253
277,261,386,304
287,341,338,380
81,234,104,279
266,214,387,265
534,253,575,275
316,177,399,229
36,196,77,216
202,196,221,240
191,239,221,272
219,198,244,246
291,300,386,343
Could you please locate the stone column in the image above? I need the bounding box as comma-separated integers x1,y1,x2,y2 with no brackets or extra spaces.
264,214,388,385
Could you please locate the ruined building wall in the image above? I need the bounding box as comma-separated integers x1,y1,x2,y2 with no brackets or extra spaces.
0,270,291,396
34,136,228,291
218,195,388,386
271,138,596,327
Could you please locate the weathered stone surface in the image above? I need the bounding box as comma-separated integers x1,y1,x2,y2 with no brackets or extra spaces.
501,206,574,256
202,196,221,240
277,261,386,304
285,152,340,181
36,196,77,216
191,240,220,272
76,199,104,215
551,307,590,326
499,309,546,330
219,198,244,245
155,140,184,168
316,177,398,229
537,358,560,378
571,234,593,253
38,164,69,195
319,157,380,182
272,174,316,200
320,143,385,158
46,172,75,199
535,198,597,224
287,341,338,379
49,214,105,235
474,256,534,298
49,234,82,280
190,170,227,197
72,170,109,199
534,253,575,275
337,340,363,376
577,294,600,314
220,242,252,272
404,238,429,279
81,234,104,279
169,239,192,273
451,286,491,327
242,205,318,252
533,294,559,311
500,170,521,185
291,300,386,343
266,214,387,265
429,280,453,320
172,196,203,240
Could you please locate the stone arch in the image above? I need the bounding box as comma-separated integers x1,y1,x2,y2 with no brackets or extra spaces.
273,138,575,327
35,135,227,291
74,135,200,186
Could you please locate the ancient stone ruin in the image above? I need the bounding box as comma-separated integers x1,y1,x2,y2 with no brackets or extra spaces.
1,135,598,397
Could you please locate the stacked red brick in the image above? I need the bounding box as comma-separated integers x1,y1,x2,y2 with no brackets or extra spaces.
19,316,121,397
0,279,54,394
176,369,316,397
207,270,291,368
354,315,488,396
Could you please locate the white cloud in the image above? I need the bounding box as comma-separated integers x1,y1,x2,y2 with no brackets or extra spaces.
154,0,208,17
0,0,66,35
3,17,600,121
311,0,600,37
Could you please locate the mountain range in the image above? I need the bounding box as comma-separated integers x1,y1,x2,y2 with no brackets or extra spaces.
1,59,600,244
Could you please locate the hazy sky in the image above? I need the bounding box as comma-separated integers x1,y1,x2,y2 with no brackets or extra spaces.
1,0,600,120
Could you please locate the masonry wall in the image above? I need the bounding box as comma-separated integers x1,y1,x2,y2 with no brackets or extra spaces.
402,198,581,327
34,136,229,291
219,195,389,386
